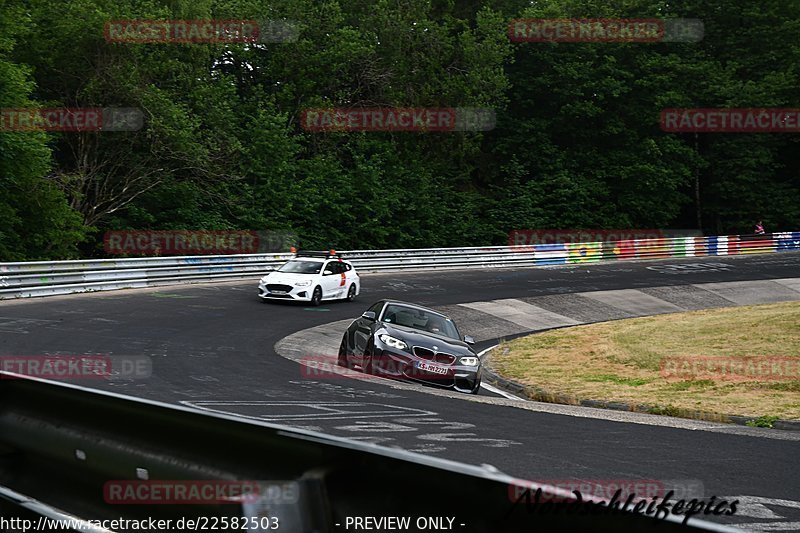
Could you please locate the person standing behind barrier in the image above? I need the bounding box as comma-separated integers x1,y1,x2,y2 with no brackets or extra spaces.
754,220,765,235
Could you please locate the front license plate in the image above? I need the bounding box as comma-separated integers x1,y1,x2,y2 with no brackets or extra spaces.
416,361,448,375
270,290,287,295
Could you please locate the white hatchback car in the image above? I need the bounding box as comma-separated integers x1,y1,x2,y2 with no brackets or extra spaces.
258,252,360,306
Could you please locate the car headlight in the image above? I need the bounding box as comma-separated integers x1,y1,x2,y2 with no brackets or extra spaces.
459,356,479,366
378,334,407,350
294,280,312,287
260,276,270,283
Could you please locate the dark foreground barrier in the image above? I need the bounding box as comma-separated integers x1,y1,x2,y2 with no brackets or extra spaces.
0,374,737,532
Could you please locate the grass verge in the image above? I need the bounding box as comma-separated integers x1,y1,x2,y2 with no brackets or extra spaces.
489,301,800,420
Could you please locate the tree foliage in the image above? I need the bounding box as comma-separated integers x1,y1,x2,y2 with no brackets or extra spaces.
0,0,797,259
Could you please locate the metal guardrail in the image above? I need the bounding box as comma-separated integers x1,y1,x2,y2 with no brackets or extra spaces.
0,254,294,298
1,232,798,299
0,375,736,532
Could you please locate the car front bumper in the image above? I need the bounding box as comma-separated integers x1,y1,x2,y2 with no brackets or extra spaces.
370,346,482,394
258,281,314,302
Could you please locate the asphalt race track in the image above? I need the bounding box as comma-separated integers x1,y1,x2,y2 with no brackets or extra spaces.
2,253,800,531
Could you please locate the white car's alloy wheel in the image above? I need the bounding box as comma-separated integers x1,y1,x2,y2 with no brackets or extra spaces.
310,286,322,306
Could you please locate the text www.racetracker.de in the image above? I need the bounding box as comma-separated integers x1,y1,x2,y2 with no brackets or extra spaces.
0,515,280,531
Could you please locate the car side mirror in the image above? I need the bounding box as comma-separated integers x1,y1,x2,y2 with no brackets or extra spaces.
464,335,475,345
323,270,333,275
361,311,377,321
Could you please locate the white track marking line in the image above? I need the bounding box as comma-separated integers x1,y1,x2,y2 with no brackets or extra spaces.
477,345,527,401
481,382,525,401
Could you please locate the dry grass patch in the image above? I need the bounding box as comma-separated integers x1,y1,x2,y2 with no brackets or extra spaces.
490,302,800,420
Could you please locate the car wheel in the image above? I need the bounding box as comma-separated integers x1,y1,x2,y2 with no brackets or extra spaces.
337,336,351,369
362,342,375,374
310,286,322,306
346,284,357,302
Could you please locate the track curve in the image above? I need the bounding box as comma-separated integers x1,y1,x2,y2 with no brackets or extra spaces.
2,252,800,530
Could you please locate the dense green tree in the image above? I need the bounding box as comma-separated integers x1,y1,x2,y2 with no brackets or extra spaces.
0,1,86,260
0,0,797,259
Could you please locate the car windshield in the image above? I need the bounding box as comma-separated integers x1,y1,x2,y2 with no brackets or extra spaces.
277,261,322,274
381,304,460,340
